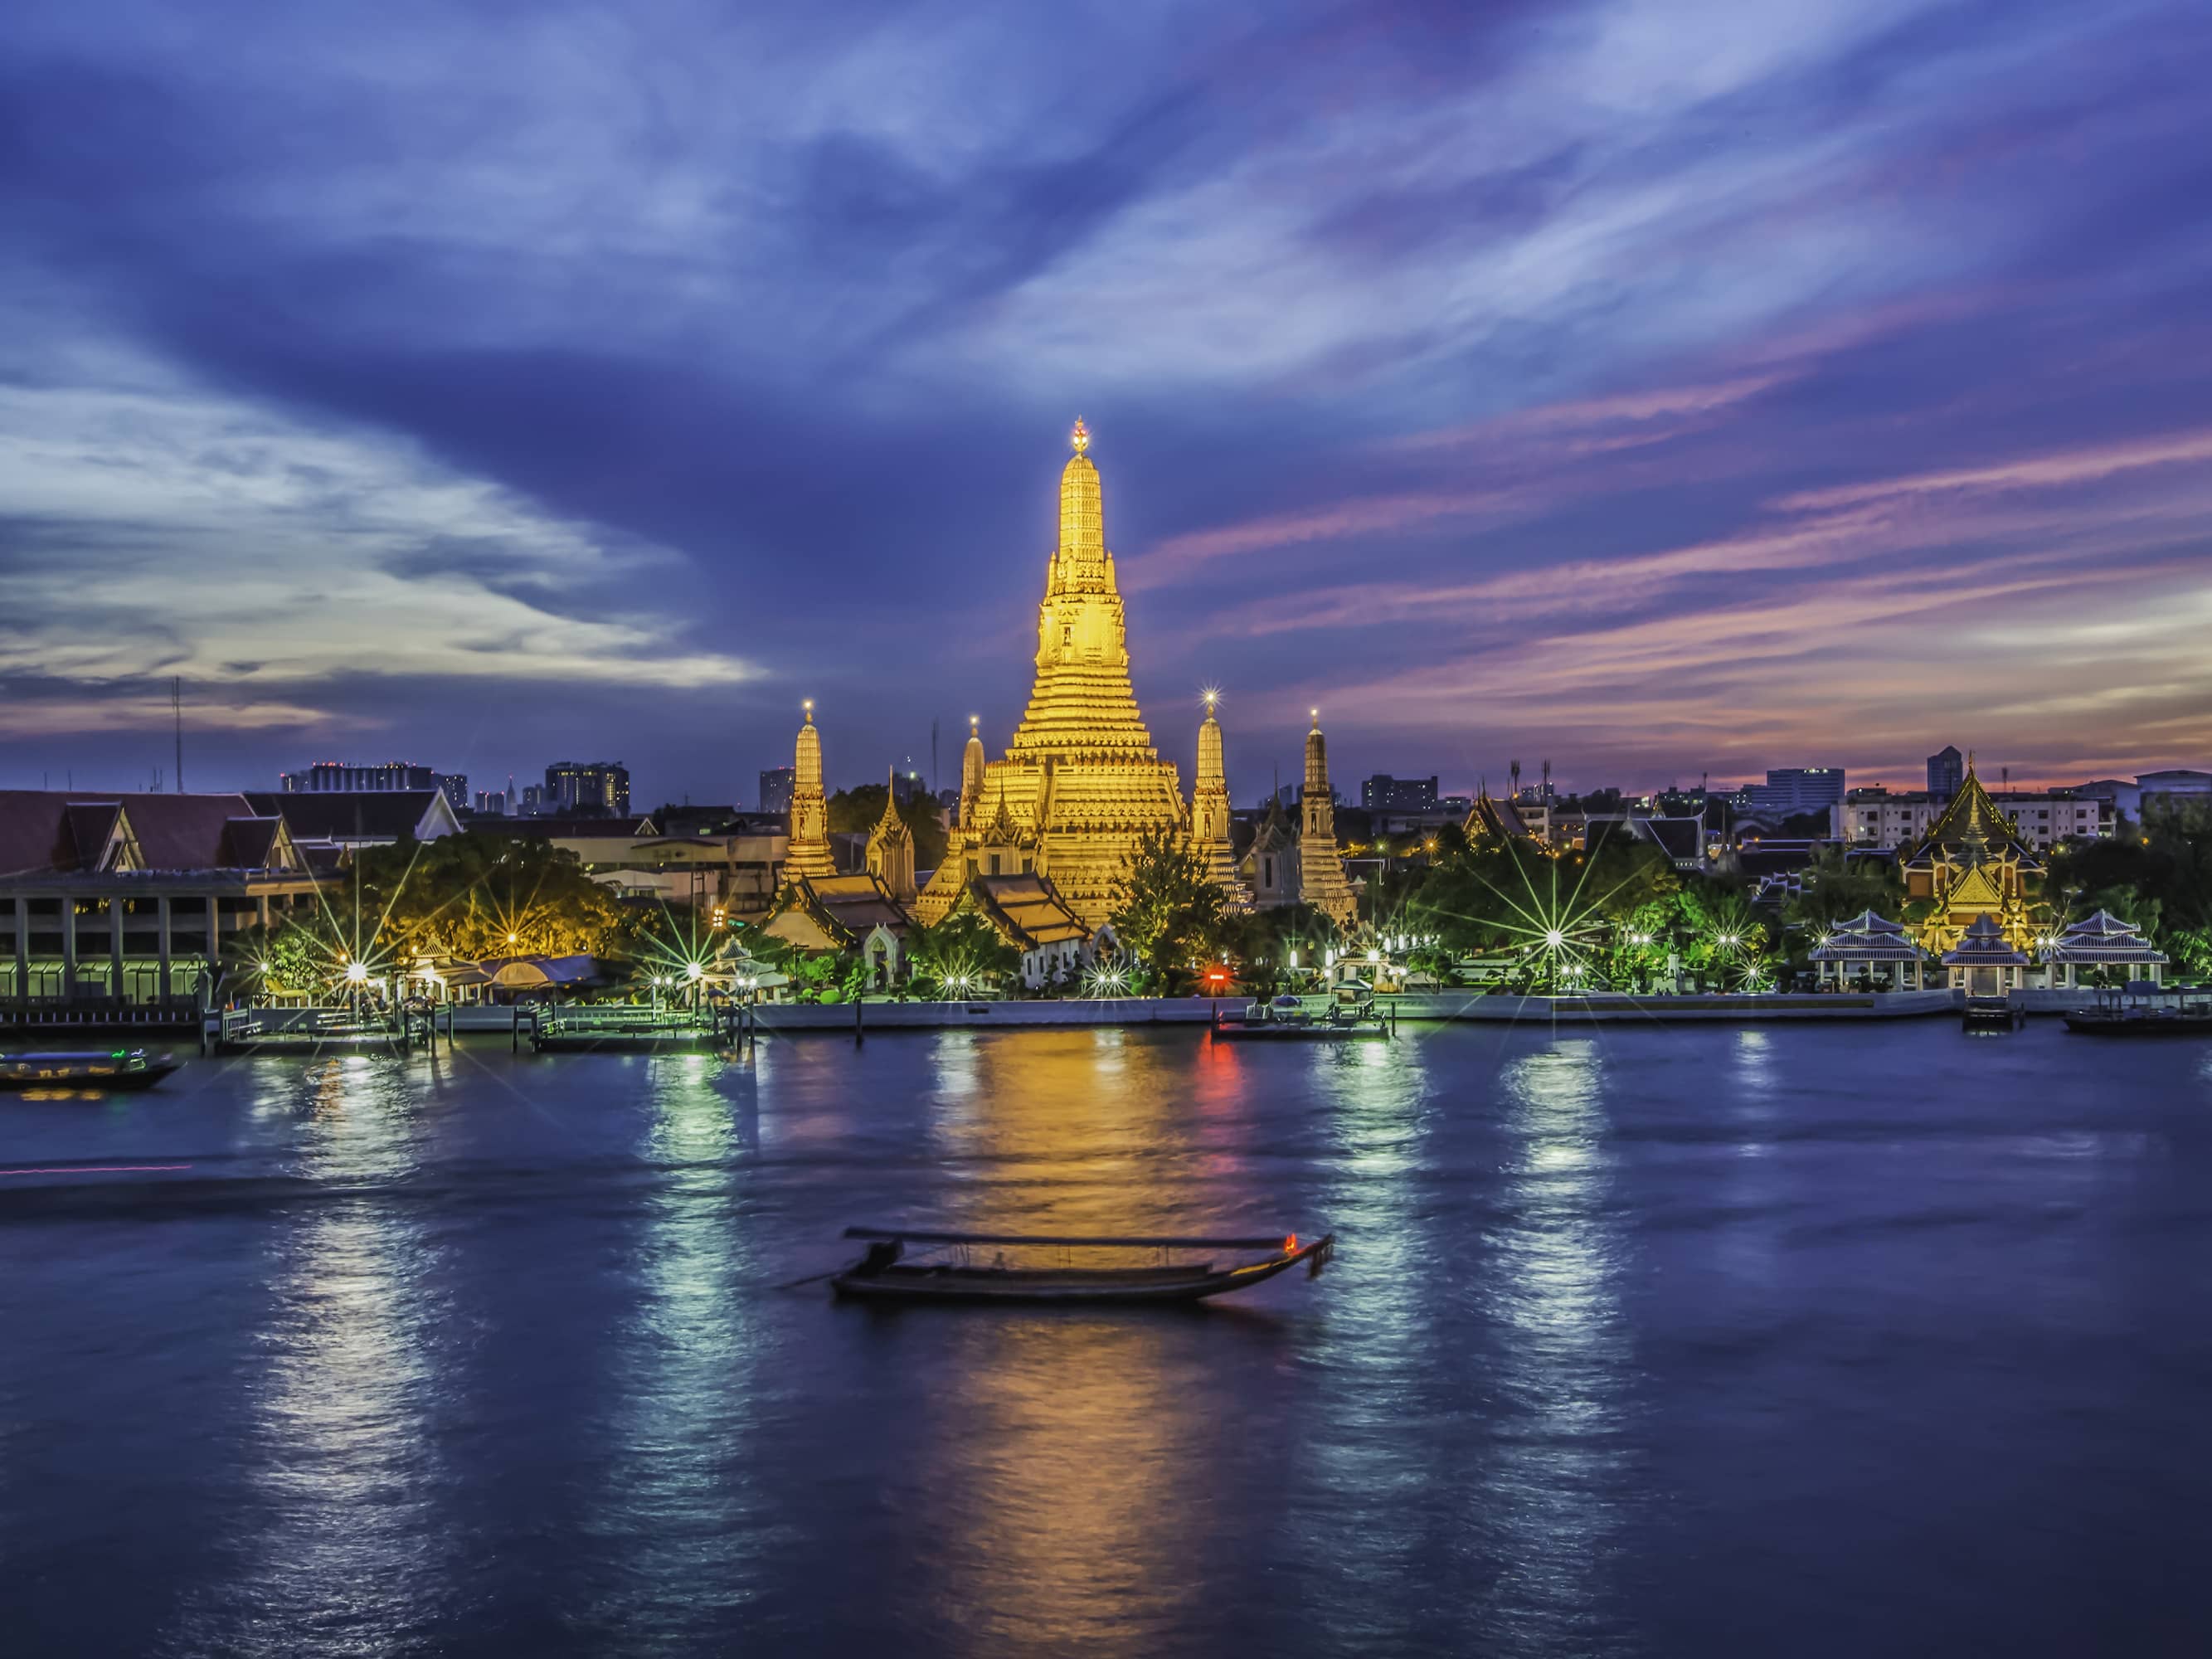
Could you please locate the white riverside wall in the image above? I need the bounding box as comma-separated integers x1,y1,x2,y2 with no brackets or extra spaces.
747,989,1965,1032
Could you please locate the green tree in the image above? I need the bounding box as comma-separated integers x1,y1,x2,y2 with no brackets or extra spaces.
1109,828,1230,994
827,784,950,871
906,912,1022,998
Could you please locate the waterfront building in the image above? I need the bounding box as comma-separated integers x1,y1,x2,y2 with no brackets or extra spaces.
784,702,837,881
2042,910,2167,988
1298,713,1357,929
1192,693,1250,909
1809,910,1930,990
865,769,918,904
1928,745,1964,800
758,766,796,815
0,791,322,1013
946,872,1102,990
1362,774,1438,812
912,422,1189,927
544,761,630,818
471,814,787,922
1899,761,2042,954
243,789,463,852
762,872,911,988
1940,913,2030,995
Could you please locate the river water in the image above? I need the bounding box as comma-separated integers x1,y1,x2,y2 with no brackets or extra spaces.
3,1021,2210,1657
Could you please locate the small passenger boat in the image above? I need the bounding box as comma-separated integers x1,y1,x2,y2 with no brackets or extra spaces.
1212,994,1389,1040
2062,990,2212,1036
830,1226,1336,1304
0,1048,181,1092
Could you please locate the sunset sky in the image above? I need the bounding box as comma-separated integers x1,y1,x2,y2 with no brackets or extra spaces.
4,0,2209,804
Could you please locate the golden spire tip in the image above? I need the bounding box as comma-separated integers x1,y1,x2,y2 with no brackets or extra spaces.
1070,416,1090,455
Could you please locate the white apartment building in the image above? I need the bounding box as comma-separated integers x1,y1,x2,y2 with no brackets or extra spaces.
1833,788,2105,852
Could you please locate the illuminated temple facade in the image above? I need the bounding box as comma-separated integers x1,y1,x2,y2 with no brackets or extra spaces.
914,422,1190,928
1899,758,2042,953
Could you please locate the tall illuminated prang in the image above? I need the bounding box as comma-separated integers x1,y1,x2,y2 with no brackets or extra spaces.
1192,692,1249,909
785,699,836,880
1298,709,1356,928
914,421,1189,927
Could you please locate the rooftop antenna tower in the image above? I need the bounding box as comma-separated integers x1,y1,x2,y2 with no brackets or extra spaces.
1510,759,1521,797
172,676,185,792
1541,757,1551,801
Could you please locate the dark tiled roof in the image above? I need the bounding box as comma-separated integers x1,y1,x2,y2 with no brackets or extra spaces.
966,873,1089,949
246,791,448,841
0,791,289,876
797,873,911,943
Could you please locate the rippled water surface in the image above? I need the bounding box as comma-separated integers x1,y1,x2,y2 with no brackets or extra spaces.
5,1022,2211,1657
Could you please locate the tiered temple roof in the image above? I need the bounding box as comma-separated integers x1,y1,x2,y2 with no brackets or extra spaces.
1809,910,1928,965
1940,913,2029,968
2045,910,2167,967
1898,758,2040,951
1464,786,1534,847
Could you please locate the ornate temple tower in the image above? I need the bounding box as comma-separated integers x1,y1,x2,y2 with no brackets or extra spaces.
958,715,986,828
865,767,916,903
1298,709,1356,928
913,421,1189,926
785,699,836,880
1192,693,1250,909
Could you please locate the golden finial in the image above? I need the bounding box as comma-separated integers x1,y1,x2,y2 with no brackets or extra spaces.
1070,416,1090,455
969,713,979,729
1310,707,1320,725
803,698,814,721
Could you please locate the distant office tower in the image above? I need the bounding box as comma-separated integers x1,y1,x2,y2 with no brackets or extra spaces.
519,785,546,815
1738,767,1846,824
543,761,630,818
435,773,467,813
472,790,508,817
1360,774,1439,812
1927,745,1963,800
758,766,796,815
280,761,435,792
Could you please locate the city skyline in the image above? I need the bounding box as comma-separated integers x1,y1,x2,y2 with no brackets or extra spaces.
4,1,2210,800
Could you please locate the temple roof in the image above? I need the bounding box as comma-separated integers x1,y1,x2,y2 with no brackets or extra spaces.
2045,908,2167,964
1464,788,1534,845
1940,913,2030,965
1899,761,2040,873
787,872,911,944
964,872,1091,949
1810,910,1927,961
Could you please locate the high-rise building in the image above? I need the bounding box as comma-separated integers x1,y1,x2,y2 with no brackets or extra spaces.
435,773,468,813
1927,745,1963,800
519,784,546,815
1361,774,1438,811
758,766,796,815
543,761,630,818
280,761,434,792
1737,767,1845,824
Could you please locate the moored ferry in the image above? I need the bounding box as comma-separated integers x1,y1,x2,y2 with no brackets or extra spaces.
0,1048,182,1091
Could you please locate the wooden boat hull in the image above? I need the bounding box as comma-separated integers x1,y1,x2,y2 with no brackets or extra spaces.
2062,1013,2212,1036
1211,1022,1386,1040
832,1236,1333,1305
0,1053,180,1092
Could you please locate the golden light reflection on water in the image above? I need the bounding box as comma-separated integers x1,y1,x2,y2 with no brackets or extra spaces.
226,1056,450,1653
913,1315,1218,1658
589,1055,767,1641
1481,1039,1632,1647
920,1030,1251,1236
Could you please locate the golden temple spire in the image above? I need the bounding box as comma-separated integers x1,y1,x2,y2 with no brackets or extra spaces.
1055,416,1107,593
785,698,834,879
1299,710,1354,927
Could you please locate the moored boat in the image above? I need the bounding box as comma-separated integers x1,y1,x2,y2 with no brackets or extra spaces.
829,1226,1335,1304
0,1048,182,1091
2061,985,2212,1036
1213,994,1389,1040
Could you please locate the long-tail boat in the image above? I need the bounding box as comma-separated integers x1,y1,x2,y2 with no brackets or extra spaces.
829,1226,1335,1304
0,1048,181,1092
